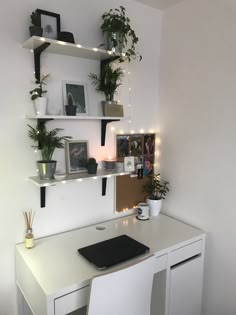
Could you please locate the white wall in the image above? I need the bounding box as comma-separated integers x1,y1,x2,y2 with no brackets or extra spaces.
160,0,236,314
0,0,162,314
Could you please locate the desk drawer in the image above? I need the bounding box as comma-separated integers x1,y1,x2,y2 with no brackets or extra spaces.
169,240,202,267
153,254,167,274
55,286,90,315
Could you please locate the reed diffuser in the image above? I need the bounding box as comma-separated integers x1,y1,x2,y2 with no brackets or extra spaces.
23,210,35,249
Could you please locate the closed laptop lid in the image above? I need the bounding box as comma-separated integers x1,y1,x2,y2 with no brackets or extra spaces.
78,234,150,270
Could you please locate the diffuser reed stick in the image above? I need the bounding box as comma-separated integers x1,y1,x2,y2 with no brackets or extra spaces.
23,209,35,230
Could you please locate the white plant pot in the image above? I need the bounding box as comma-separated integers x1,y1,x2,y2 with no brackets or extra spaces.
34,97,47,115
147,198,162,217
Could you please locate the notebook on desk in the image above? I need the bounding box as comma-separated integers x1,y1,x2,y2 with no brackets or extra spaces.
78,234,150,270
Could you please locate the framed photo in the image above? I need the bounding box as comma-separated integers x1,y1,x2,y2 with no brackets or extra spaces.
144,134,155,158
63,81,88,116
36,9,61,39
116,135,129,160
130,135,143,157
66,140,88,174
143,155,154,176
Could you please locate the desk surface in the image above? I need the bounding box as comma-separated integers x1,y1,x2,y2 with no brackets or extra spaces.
16,214,205,300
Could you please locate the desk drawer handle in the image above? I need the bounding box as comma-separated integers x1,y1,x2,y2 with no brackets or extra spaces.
171,254,201,269
95,226,106,231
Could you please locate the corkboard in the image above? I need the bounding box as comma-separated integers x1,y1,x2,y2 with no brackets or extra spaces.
116,175,150,211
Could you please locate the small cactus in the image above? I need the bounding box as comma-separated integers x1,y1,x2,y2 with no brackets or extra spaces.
30,11,41,27
67,93,74,106
88,157,97,164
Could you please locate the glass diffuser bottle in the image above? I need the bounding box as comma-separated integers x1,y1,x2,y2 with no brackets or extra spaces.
25,228,34,249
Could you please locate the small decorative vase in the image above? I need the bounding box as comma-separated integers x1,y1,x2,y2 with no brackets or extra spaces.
29,26,43,37
34,97,47,115
87,163,98,174
147,198,162,217
37,160,57,180
65,105,77,116
25,228,34,249
105,32,124,53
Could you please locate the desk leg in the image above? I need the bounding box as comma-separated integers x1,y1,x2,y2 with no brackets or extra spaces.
151,270,167,315
16,285,33,315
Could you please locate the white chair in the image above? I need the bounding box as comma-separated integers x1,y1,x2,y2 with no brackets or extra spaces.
87,255,154,315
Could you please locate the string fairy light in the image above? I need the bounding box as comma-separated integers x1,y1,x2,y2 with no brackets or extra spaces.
127,68,132,133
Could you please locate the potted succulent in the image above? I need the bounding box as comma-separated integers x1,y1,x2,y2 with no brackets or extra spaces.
89,63,124,116
87,157,98,174
101,6,142,62
28,124,71,180
30,74,50,115
143,174,169,217
29,10,43,37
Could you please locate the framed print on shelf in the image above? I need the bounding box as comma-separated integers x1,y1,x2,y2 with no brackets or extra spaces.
63,81,88,116
66,140,88,174
36,9,61,39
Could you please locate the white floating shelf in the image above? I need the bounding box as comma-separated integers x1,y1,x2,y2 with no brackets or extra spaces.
29,169,129,188
22,36,122,60
25,114,125,120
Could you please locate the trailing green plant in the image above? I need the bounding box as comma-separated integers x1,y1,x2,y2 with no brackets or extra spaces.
101,6,142,62
30,10,41,27
89,64,124,101
28,124,71,161
29,74,50,100
143,173,169,200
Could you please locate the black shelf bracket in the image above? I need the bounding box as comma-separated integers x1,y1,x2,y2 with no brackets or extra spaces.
36,117,54,128
102,178,107,196
34,43,51,82
101,119,119,146
40,187,46,208
100,56,120,73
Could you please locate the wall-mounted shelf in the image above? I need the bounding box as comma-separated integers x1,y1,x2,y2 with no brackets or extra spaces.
25,114,123,120
22,36,121,81
22,36,121,60
26,115,125,146
29,170,129,208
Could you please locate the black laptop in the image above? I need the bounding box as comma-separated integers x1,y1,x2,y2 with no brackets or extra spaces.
78,234,150,270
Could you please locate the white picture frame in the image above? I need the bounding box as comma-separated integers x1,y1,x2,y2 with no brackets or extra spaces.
65,140,88,174
63,81,88,116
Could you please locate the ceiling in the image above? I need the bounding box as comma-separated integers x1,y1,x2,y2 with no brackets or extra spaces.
134,0,185,10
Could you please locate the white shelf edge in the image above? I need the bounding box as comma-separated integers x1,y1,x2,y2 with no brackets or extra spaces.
25,114,125,120
22,36,123,61
28,170,129,187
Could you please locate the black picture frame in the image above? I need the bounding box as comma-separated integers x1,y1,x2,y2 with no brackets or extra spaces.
66,140,89,174
36,9,61,39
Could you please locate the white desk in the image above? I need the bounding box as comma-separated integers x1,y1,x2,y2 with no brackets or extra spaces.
16,214,206,315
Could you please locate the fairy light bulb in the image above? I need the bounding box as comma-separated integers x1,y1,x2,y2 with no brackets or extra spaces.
156,137,161,145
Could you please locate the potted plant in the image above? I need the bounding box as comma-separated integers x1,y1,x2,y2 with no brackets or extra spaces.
87,157,98,174
143,174,169,217
65,93,77,116
28,124,71,180
89,63,124,116
101,6,142,62
29,10,43,37
30,74,50,115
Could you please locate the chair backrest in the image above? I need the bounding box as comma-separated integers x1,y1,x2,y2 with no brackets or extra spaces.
87,255,154,315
